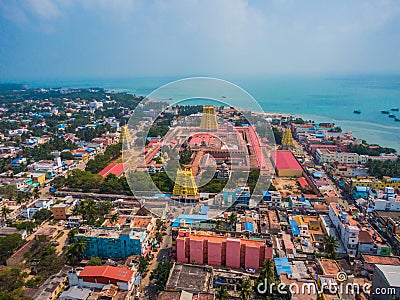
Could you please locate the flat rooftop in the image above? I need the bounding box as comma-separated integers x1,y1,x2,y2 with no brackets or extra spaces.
165,264,212,293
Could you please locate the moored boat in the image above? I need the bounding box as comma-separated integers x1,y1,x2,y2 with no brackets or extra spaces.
353,109,361,114
389,114,396,118
381,110,389,114
390,108,399,111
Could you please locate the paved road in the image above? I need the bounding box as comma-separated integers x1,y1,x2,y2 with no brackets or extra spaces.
140,224,172,300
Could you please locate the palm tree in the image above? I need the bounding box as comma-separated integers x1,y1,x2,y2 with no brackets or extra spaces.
75,237,88,255
110,213,119,226
32,188,40,200
239,278,253,300
216,286,229,300
324,235,338,259
1,206,11,222
228,212,237,230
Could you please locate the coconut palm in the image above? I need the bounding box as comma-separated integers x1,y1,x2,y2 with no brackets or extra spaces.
228,212,237,229
216,286,229,300
324,234,338,259
239,278,253,300
110,213,119,226
32,188,40,200
1,206,11,222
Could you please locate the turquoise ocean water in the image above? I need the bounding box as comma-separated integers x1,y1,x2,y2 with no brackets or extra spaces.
22,75,400,151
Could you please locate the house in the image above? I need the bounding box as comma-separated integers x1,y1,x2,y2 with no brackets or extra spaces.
22,198,53,219
52,203,69,220
59,286,91,300
68,266,135,291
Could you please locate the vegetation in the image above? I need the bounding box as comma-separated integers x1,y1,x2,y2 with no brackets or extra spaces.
272,127,283,145
85,142,122,173
66,237,88,266
0,233,25,264
87,256,103,266
366,159,400,178
33,209,52,225
216,286,230,300
23,136,77,161
76,124,115,142
72,198,113,226
150,261,173,291
138,256,150,274
348,143,396,156
323,235,338,259
239,278,253,300
0,268,25,299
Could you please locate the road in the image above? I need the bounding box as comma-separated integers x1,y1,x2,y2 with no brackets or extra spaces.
140,223,172,300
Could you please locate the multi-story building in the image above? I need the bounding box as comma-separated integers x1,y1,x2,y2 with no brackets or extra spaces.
315,149,368,164
350,177,400,191
75,227,146,259
176,231,273,270
369,188,400,212
22,198,53,219
262,190,282,207
328,203,359,255
51,203,69,220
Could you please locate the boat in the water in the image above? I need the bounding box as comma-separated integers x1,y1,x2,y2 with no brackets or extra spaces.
381,110,390,114
353,109,361,114
391,108,399,111
395,118,400,122
389,114,396,118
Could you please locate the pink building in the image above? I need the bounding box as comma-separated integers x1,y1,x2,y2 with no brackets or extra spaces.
176,231,273,270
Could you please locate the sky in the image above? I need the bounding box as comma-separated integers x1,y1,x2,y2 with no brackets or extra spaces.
1,0,400,80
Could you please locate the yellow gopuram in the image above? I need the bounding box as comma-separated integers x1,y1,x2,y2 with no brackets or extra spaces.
200,106,218,131
120,125,132,144
281,127,295,149
172,169,198,198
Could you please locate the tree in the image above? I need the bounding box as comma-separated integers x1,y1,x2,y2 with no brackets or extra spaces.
0,234,24,264
228,212,237,230
66,237,87,266
32,188,40,200
0,185,18,201
216,286,229,300
138,256,149,274
33,209,52,225
87,256,103,266
239,278,253,300
1,207,11,222
150,261,173,291
324,235,338,259
110,213,119,225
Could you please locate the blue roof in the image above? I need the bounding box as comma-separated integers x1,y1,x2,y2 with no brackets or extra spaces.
172,214,209,228
154,193,171,198
244,222,254,232
313,172,323,178
12,158,23,163
392,178,400,181
73,153,83,157
274,257,292,275
262,190,271,197
199,205,210,215
355,186,368,192
290,219,300,236
86,148,95,152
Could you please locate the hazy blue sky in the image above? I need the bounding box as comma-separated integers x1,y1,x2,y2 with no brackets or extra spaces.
1,0,400,80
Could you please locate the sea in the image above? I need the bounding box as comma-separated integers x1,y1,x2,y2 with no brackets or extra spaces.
19,74,400,152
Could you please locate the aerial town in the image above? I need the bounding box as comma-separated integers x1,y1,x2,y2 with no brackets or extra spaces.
0,84,399,300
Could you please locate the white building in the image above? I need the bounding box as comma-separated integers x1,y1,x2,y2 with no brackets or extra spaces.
22,198,53,219
315,149,369,164
328,203,359,255
369,187,400,212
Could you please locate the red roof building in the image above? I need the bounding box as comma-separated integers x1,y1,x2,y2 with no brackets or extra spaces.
98,163,127,178
75,266,135,291
271,150,303,177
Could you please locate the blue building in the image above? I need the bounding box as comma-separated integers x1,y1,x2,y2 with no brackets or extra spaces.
75,228,147,259
352,186,370,200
